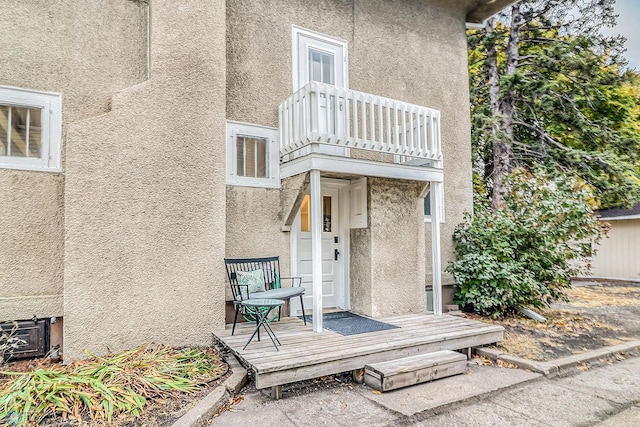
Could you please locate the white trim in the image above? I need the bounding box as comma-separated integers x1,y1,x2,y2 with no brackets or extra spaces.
573,276,640,284
324,178,351,311
465,21,487,30
292,26,349,91
0,85,62,172
430,181,443,316
310,169,323,333
225,120,280,188
599,215,640,221
280,153,444,182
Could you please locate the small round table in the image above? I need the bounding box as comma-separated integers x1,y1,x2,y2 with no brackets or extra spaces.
240,299,285,351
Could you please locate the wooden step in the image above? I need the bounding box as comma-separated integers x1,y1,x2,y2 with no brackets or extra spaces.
364,350,467,392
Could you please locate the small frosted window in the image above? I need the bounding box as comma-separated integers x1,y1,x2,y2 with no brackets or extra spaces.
323,196,332,232
236,135,267,178
0,105,43,158
424,191,431,216
301,195,311,232
225,121,279,188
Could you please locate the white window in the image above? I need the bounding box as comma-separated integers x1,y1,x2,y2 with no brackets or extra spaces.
0,86,62,172
226,121,280,188
423,189,445,223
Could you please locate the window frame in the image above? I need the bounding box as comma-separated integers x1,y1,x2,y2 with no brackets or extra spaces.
0,85,62,172
423,189,445,223
226,121,280,188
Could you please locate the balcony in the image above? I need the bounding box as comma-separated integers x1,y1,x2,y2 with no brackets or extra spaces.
278,81,442,171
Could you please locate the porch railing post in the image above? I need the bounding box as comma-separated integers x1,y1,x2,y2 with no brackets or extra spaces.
310,169,323,332
431,181,443,316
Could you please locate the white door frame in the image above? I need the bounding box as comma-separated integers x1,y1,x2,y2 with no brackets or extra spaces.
292,26,349,92
292,26,350,159
290,177,351,322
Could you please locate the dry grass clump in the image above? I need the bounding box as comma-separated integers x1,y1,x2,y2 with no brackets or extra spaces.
0,344,227,426
565,285,640,307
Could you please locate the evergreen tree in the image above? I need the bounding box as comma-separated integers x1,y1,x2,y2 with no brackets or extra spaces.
469,0,640,209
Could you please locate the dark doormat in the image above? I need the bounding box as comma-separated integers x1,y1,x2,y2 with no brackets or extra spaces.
299,311,399,336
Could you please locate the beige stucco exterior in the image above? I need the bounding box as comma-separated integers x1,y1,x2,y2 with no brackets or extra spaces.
591,219,640,280
0,1,147,324
2,0,226,359
2,0,507,358
61,1,227,359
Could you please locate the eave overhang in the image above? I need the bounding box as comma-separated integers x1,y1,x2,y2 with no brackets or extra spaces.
466,0,522,24
280,153,444,183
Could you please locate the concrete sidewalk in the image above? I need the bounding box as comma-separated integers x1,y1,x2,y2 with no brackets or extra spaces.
210,355,640,426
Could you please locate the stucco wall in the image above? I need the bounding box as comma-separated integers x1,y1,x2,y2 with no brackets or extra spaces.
351,0,474,290
62,0,227,359
0,0,147,322
226,0,474,308
368,178,426,316
225,186,292,299
591,219,640,280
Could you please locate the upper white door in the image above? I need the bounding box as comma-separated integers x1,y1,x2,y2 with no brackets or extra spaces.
293,27,348,156
293,27,348,91
290,183,348,314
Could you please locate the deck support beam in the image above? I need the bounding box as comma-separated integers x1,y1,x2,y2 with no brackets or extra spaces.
431,181,443,315
310,169,323,332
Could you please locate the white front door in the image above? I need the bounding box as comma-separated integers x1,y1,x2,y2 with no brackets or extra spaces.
291,181,348,314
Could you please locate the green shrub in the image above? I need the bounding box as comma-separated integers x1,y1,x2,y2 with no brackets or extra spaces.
447,168,604,317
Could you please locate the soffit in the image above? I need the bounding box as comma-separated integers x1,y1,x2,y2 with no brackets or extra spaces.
280,154,444,183
466,0,522,24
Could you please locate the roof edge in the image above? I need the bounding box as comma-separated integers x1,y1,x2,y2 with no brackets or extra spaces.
599,215,640,221
598,203,640,220
466,0,521,24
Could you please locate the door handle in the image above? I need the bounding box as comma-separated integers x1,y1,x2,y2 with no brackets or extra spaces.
334,249,340,260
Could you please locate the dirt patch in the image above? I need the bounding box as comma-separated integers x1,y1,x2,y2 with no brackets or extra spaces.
470,281,640,361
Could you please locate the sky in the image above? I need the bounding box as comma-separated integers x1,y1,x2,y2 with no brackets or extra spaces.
602,0,640,70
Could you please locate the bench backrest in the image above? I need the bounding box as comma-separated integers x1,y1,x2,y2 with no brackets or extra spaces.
224,256,281,300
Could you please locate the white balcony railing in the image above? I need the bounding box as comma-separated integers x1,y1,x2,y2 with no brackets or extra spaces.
279,81,442,164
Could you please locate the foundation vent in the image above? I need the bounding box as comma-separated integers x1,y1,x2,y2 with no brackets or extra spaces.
1,319,49,360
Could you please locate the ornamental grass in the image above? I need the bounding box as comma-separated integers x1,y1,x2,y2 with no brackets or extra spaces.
0,344,227,426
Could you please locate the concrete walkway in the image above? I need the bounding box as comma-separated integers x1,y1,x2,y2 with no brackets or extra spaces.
210,355,640,426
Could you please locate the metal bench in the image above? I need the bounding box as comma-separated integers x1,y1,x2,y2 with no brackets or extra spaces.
224,256,307,335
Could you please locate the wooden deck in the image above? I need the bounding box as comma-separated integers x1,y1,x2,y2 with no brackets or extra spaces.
212,312,504,391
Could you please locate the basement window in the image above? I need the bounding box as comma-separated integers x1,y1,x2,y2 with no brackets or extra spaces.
226,121,280,188
0,86,62,172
